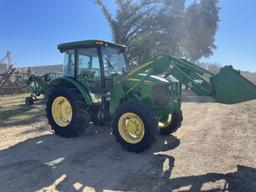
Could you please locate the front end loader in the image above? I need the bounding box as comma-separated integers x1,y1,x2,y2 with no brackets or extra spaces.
45,40,256,152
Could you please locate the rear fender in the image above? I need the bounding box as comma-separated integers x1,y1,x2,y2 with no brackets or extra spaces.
49,77,92,105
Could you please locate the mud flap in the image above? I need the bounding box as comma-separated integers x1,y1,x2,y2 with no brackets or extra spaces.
212,66,256,104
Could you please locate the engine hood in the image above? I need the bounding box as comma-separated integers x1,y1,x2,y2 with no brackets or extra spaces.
122,73,170,93
125,73,169,84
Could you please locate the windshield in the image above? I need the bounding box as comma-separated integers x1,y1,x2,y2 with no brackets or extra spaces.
101,47,127,76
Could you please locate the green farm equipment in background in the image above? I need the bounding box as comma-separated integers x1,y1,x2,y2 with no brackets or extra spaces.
25,73,61,105
45,40,256,152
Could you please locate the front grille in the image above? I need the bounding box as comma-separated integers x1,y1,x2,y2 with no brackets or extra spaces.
151,84,170,106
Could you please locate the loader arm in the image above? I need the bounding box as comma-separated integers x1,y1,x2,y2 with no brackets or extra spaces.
126,54,256,104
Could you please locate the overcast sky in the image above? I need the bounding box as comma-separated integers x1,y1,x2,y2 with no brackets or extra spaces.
0,0,255,72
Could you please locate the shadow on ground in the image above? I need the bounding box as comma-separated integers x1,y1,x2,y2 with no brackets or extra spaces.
0,101,45,127
161,165,256,192
0,126,255,192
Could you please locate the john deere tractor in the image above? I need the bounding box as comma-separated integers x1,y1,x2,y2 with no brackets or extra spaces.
46,40,256,152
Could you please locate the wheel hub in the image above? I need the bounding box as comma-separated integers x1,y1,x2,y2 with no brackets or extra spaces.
118,113,145,144
159,114,172,128
51,96,73,127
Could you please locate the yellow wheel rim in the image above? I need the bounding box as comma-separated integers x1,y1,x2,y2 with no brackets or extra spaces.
159,114,172,128
51,96,73,127
118,112,145,144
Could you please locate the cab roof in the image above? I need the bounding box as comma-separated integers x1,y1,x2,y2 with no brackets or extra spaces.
58,40,126,52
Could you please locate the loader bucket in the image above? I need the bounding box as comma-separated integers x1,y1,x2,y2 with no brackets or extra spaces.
212,66,256,104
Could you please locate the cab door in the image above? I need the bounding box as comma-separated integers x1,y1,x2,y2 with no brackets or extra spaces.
75,48,104,102
76,48,102,89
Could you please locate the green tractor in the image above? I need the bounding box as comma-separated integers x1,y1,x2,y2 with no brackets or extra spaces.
46,40,256,152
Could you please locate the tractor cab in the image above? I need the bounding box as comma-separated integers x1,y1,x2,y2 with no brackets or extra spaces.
58,40,127,97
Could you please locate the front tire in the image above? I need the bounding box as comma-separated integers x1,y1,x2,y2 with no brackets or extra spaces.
159,112,183,135
46,85,89,137
113,101,158,152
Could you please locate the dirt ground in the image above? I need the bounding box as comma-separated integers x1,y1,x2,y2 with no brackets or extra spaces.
0,92,255,192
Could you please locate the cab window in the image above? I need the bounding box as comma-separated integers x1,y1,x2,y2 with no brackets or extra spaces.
63,50,75,77
77,48,101,81
101,47,127,77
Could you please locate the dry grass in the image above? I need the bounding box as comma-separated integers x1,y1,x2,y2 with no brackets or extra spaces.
0,94,45,127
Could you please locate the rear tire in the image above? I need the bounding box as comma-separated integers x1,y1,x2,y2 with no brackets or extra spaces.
159,112,183,135
46,85,89,137
113,101,158,152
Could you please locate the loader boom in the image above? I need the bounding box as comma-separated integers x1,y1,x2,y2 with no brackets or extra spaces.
127,54,256,104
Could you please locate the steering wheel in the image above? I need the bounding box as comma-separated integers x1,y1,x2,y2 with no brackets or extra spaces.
80,69,95,80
